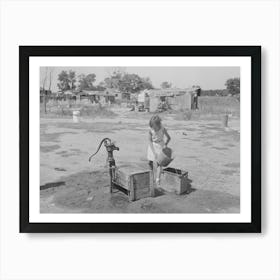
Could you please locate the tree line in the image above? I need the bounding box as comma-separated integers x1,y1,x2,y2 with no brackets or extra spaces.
42,68,240,96
201,78,240,96
56,69,154,93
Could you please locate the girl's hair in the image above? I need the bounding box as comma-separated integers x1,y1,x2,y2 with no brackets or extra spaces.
149,115,162,129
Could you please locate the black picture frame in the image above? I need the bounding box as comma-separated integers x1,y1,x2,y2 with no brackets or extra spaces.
20,46,261,233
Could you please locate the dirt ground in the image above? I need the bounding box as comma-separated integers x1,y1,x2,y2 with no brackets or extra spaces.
40,107,240,213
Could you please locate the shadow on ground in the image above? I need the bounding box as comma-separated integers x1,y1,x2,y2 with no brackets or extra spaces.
40,170,240,214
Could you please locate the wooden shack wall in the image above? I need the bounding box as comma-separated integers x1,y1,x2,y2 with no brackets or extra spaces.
149,92,194,112
149,96,159,112
167,93,193,110
180,93,192,110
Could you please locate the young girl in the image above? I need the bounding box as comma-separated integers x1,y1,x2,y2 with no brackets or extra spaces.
147,115,171,185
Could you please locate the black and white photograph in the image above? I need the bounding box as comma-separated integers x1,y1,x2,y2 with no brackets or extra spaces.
39,65,241,214
3,1,280,279
19,46,260,232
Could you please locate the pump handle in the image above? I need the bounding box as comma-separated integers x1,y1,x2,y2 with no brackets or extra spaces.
88,138,111,162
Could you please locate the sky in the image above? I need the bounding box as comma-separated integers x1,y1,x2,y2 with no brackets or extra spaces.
40,66,240,92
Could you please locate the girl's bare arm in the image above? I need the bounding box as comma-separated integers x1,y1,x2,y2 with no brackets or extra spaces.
148,131,156,155
164,128,171,146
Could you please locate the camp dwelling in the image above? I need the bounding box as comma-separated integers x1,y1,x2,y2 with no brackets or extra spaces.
83,88,120,104
141,88,197,112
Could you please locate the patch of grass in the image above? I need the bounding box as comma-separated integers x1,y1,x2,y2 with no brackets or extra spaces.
79,105,117,118
41,103,117,119
174,96,240,121
198,96,240,117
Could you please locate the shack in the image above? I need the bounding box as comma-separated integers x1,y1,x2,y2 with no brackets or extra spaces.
143,88,197,112
40,89,52,103
84,89,116,104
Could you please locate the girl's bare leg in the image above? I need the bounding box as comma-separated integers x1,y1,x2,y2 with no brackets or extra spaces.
150,160,157,197
156,165,162,185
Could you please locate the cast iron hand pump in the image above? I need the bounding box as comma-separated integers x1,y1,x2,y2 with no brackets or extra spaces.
89,138,119,193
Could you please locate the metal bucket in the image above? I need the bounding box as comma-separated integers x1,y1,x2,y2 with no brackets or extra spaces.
157,147,173,167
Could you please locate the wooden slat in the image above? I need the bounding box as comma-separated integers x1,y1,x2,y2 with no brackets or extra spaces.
161,169,189,194
114,166,152,201
129,176,135,201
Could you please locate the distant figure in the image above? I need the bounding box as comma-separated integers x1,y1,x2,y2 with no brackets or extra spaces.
147,115,171,186
194,87,201,110
144,93,150,112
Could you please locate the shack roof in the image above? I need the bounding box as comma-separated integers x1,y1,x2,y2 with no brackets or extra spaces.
82,90,116,97
97,92,116,97
148,88,195,97
82,90,100,95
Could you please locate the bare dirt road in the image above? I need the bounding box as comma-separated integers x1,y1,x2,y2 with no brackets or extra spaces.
40,108,240,213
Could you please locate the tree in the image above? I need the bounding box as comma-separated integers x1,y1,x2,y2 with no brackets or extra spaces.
40,67,53,93
141,77,153,90
161,81,172,89
105,67,126,78
78,74,86,90
104,71,123,89
42,67,48,91
225,77,240,95
119,73,142,93
68,70,76,90
48,68,53,91
95,82,106,91
40,67,51,114
119,73,154,93
103,72,154,93
57,70,77,91
78,73,96,90
57,70,71,91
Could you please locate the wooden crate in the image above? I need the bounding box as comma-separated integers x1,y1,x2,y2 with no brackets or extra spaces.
113,165,152,201
161,167,189,195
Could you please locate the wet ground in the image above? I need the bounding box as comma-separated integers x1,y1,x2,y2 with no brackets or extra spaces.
40,109,240,213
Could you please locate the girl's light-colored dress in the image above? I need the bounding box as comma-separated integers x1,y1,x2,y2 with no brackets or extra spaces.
147,126,165,161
